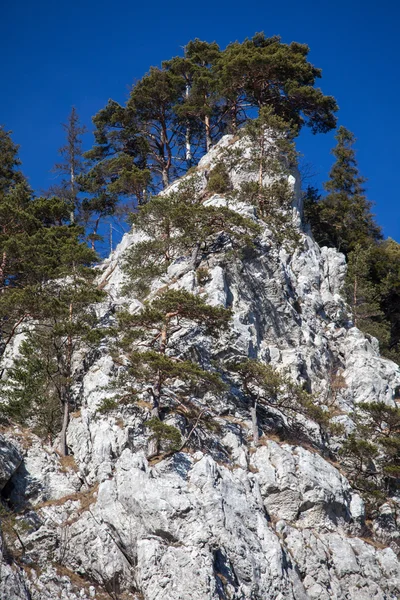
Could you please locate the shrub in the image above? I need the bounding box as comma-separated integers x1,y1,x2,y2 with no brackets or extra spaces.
97,398,119,414
207,163,230,194
146,418,182,453
196,267,211,286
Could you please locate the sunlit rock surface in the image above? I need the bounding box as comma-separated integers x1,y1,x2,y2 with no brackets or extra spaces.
1,135,400,599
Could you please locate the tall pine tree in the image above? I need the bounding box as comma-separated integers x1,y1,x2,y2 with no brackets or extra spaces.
307,126,382,254
53,107,88,223
214,33,338,134
80,101,150,248
2,228,105,455
127,67,185,188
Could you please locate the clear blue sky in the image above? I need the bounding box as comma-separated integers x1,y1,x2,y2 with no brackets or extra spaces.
2,0,399,242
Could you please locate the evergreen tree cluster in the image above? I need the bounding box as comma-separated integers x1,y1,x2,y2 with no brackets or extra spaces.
304,127,400,365
340,402,400,512
0,126,105,455
76,33,337,243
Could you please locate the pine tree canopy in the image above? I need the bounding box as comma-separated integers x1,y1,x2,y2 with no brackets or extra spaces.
122,180,260,298
305,126,382,254
214,33,338,134
119,288,231,350
0,126,26,195
107,288,230,450
84,32,337,201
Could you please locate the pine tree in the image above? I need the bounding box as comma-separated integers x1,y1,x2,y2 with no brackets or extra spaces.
53,107,88,223
122,179,260,298
369,239,400,363
0,131,74,356
0,187,100,362
215,33,338,134
345,243,386,331
112,289,230,456
128,67,185,188
0,129,107,451
340,402,400,509
165,39,222,154
230,359,329,445
0,126,25,194
311,127,382,254
2,235,105,455
233,107,300,247
80,101,150,248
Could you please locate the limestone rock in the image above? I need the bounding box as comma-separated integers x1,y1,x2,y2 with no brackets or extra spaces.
1,133,400,599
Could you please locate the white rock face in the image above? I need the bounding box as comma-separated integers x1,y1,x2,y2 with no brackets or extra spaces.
1,134,400,599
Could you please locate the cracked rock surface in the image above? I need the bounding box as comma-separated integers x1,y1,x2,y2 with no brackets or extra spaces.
1,135,400,599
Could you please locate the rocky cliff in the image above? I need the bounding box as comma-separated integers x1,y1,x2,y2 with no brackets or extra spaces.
1,135,400,599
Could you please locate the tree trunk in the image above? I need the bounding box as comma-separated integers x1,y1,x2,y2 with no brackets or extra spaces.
230,102,238,135
162,167,169,189
353,273,358,327
160,323,168,355
147,388,161,458
186,120,192,168
205,114,212,152
185,80,192,167
70,165,75,224
189,243,201,271
160,122,170,188
159,313,177,354
59,302,73,456
91,217,100,251
250,399,259,446
258,135,265,187
0,251,7,290
60,397,69,456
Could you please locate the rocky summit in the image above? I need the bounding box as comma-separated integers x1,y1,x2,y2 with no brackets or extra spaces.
1,134,400,600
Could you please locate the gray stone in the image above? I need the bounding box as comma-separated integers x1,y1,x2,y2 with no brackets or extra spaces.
1,133,400,599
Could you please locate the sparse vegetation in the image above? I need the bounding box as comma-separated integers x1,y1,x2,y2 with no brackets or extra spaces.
207,162,231,194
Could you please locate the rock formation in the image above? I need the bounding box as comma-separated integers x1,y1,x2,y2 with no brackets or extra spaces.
1,134,400,599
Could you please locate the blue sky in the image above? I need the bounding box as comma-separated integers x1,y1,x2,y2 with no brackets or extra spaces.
2,0,399,243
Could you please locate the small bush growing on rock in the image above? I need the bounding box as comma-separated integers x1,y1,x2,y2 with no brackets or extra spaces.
230,359,335,446
207,162,231,194
97,398,119,414
340,402,400,511
196,266,211,286
146,418,182,453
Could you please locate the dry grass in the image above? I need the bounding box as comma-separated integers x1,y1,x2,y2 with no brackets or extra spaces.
0,425,35,449
259,432,283,445
58,454,78,473
54,564,92,590
135,400,153,410
53,565,128,600
36,484,99,517
330,372,348,392
248,464,259,474
357,536,389,550
222,414,248,426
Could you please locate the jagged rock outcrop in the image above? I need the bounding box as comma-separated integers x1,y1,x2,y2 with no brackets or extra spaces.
1,134,400,599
